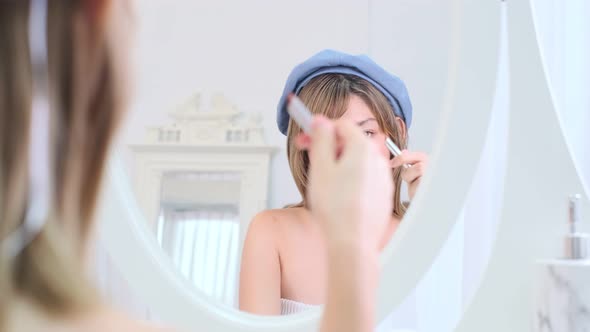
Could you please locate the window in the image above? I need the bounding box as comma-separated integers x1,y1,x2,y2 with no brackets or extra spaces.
157,171,242,307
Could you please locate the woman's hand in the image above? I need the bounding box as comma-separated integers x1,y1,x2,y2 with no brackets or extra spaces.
303,116,393,252
300,115,393,332
391,150,429,201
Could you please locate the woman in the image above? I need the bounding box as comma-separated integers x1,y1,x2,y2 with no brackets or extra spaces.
1,2,392,332
239,50,429,315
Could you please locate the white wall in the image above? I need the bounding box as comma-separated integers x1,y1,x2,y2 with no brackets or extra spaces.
369,0,454,153
122,0,455,208
121,0,370,208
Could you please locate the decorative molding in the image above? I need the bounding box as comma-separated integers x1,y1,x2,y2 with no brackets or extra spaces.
129,93,278,243
144,92,266,145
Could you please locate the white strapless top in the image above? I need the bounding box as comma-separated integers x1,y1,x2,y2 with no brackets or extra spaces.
280,298,417,332
280,298,319,315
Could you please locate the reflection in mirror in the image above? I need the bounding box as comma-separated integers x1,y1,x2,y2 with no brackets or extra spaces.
128,101,277,309
157,171,241,307
118,1,466,331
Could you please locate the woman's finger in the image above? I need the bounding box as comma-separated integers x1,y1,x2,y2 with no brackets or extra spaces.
401,162,425,184
309,116,337,171
391,151,428,168
333,119,375,163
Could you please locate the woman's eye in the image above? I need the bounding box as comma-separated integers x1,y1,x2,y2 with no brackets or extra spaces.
363,131,375,138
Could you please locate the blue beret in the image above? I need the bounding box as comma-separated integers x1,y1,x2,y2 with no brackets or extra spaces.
277,49,412,135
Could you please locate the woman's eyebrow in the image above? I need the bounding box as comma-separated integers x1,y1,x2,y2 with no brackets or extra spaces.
357,118,377,126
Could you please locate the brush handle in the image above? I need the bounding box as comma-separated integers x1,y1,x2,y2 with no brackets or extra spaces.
385,138,410,169
286,94,313,134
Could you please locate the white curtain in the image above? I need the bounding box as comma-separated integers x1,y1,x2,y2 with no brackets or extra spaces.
532,0,590,190
157,208,241,307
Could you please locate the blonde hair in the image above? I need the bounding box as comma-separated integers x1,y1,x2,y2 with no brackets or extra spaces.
286,73,408,219
0,0,126,326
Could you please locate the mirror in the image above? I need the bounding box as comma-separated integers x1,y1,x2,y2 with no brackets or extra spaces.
123,0,451,317
101,0,501,330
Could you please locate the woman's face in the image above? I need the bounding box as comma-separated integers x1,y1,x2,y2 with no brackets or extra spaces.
340,95,393,161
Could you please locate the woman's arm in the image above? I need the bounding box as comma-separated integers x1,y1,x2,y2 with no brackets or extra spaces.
303,117,392,332
238,212,281,315
321,241,380,332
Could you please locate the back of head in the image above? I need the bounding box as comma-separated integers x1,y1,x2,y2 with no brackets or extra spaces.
0,0,128,327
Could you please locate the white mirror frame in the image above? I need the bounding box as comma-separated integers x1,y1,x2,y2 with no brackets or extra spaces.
455,0,590,331
96,0,590,330
375,0,500,322
97,0,501,331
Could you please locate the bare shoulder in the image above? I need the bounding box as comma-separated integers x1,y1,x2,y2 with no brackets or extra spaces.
253,207,304,222
248,207,306,233
239,207,315,313
242,207,310,255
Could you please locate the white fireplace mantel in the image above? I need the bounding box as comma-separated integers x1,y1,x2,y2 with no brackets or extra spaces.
130,143,278,234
